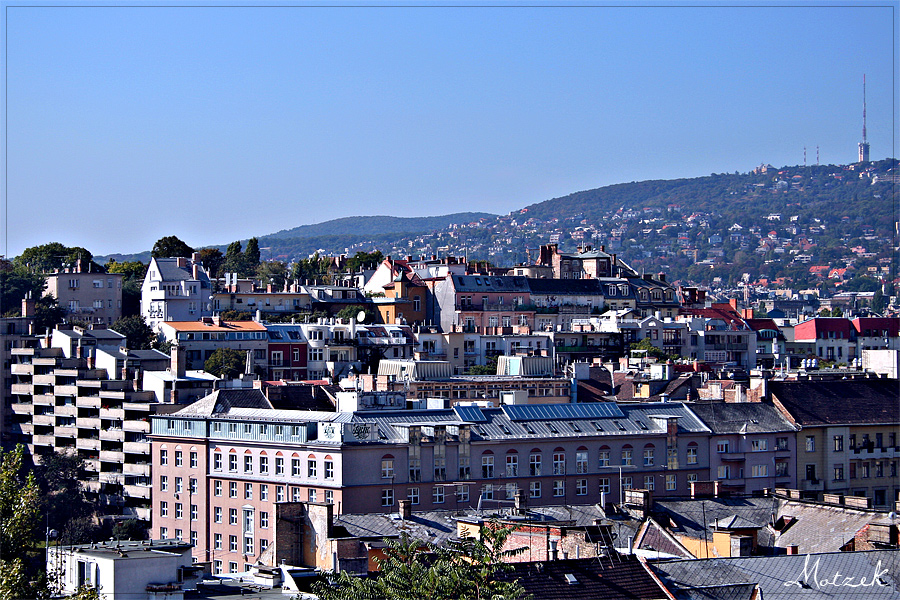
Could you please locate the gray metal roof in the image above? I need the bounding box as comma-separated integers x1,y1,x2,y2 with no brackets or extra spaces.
452,274,531,293
154,257,211,285
688,402,798,435
650,551,900,600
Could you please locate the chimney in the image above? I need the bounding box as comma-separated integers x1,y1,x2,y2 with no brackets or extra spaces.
192,263,199,280
658,273,666,283
192,252,201,263
514,490,527,515
729,298,739,311
786,545,799,555
171,344,186,380
398,499,412,520
21,294,35,318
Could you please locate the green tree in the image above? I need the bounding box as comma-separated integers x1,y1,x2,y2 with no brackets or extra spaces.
335,305,376,323
256,261,288,290
872,287,885,314
104,259,147,283
244,237,261,271
111,519,148,541
197,248,225,280
14,243,97,274
151,236,193,259
312,521,529,600
346,250,384,273
223,241,246,276
467,355,499,376
0,445,42,600
218,310,252,321
33,296,66,333
0,268,45,316
204,348,246,378
34,451,97,547
111,315,156,350
291,253,331,284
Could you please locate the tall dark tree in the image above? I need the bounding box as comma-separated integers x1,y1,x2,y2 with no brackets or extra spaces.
0,268,45,316
151,236,194,259
111,315,156,350
33,296,66,333
197,248,225,279
256,261,288,290
223,241,245,276
244,237,261,270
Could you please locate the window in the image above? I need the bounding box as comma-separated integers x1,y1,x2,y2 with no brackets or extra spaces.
214,453,222,471
643,447,655,467
308,489,317,502
244,455,253,473
214,507,222,523
292,459,301,477
230,508,238,525
598,448,610,468
717,441,730,453
751,464,768,477
459,457,470,480
292,487,301,502
190,504,198,521
378,457,394,479
409,458,421,482
806,436,815,452
160,501,168,517
687,473,698,484
229,536,238,552
666,474,676,491
482,485,494,500
776,461,789,477
576,479,587,496
718,465,731,479
260,539,268,554
381,489,394,506
408,487,420,505
621,448,633,466
229,482,238,498
175,451,183,467
175,529,183,541
644,476,655,491
433,486,445,504
553,480,565,497
751,439,767,452
324,460,334,480
160,527,168,539
276,486,285,502
175,503,183,519
482,454,495,478
190,451,198,468
175,477,183,493
214,480,222,496
275,457,284,475
622,477,633,490
160,449,168,465
667,448,678,469
576,450,588,474
833,435,844,452
228,561,238,573
529,453,542,476
245,483,253,500
834,465,844,480
189,478,197,494
434,457,446,481
776,437,789,451
214,533,222,550
506,454,518,477
552,452,565,475
457,485,469,503
308,459,317,478
160,475,168,492
229,454,238,472
259,456,269,474
325,490,334,504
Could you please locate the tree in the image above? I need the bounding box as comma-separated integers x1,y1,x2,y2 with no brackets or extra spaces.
335,305,375,323
34,451,97,547
204,348,246,378
872,287,885,315
256,261,288,291
104,259,147,283
0,445,42,600
313,521,529,600
14,243,97,274
223,241,246,276
244,237,261,271
0,269,45,316
218,310,252,321
112,519,148,541
291,253,331,284
467,355,499,376
33,296,66,333
346,250,384,273
151,236,193,259
197,248,225,280
111,315,156,350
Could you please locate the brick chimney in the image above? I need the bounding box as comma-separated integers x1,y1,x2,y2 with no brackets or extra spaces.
171,344,186,379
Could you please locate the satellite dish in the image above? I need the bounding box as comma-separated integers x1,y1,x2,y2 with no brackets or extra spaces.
357,310,366,323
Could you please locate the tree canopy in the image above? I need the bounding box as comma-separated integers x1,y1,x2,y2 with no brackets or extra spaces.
0,445,42,600
151,236,194,259
312,521,529,600
111,315,156,350
13,243,98,274
197,248,225,279
204,347,247,378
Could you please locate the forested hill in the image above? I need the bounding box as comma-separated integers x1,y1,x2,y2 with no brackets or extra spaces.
266,213,495,240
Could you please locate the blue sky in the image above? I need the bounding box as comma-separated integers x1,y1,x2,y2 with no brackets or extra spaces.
3,1,897,258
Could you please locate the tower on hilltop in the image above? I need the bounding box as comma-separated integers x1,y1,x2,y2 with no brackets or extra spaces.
858,74,870,163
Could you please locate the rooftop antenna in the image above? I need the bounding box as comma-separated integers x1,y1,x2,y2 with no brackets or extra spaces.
803,146,807,167
816,146,820,166
858,74,870,163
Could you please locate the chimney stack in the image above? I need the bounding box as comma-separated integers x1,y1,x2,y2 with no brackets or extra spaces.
171,344,186,380
398,499,412,520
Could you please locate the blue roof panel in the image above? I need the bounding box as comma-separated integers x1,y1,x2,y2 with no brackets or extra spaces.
503,403,624,421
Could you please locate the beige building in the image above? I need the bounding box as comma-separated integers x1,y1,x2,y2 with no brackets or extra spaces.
45,261,124,326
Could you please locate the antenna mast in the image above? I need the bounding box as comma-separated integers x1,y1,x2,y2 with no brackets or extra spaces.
858,74,870,163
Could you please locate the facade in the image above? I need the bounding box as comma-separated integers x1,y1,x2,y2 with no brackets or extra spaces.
792,316,899,364
0,299,37,445
766,378,900,507
149,394,710,565
45,262,124,326
142,254,213,333
433,274,535,335
212,282,312,316
157,318,268,373
689,402,799,494
47,538,200,600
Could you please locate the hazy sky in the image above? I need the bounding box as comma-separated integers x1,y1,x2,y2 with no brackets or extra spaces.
3,1,897,258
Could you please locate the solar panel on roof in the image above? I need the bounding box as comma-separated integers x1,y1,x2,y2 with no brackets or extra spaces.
454,405,488,423
503,403,624,421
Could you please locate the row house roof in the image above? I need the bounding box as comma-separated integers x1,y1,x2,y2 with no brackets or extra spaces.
768,379,900,426
688,402,798,435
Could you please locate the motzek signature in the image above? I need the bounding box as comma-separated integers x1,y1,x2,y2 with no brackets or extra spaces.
784,555,890,589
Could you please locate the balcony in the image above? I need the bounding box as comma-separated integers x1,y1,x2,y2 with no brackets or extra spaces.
99,449,124,463
123,463,151,477
55,385,78,396
719,452,747,462
123,484,152,500
55,425,77,437
33,394,55,406
78,396,101,408
33,414,55,426
83,480,102,493
33,374,55,386
76,438,101,451
100,407,125,420
11,364,33,376
123,420,151,434
10,401,33,413
123,441,149,454
55,404,78,417
99,472,124,485
77,417,101,430
100,429,124,442
33,435,54,447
